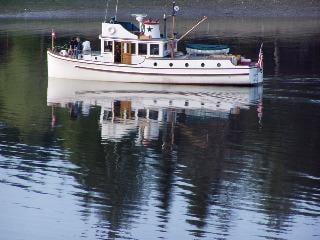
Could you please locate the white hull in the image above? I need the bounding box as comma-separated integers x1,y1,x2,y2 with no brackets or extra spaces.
47,51,263,85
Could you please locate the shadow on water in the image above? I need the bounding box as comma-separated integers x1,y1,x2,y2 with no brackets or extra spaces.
0,11,320,240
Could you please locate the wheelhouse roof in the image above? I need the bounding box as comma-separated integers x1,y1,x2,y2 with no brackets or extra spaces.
117,21,139,32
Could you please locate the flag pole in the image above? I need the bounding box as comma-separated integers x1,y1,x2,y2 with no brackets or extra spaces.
257,42,264,69
51,29,55,51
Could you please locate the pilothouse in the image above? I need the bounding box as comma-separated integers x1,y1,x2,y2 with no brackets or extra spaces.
47,1,264,85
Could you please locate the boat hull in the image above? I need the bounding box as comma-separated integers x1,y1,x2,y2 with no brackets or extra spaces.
47,51,263,85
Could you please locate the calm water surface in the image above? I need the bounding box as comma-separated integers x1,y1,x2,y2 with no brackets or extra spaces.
0,15,320,240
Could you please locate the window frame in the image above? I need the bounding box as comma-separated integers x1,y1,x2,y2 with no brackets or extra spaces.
131,43,136,55
104,41,113,53
138,43,148,55
150,44,160,56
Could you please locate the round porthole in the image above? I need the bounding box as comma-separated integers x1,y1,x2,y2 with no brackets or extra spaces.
201,63,205,67
154,62,158,67
185,63,189,67
217,63,221,67
108,27,116,35
169,63,173,67
95,57,98,60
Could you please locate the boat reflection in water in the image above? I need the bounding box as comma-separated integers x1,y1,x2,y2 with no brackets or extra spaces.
47,78,263,144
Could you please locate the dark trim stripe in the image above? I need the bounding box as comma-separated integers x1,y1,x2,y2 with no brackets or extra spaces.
75,65,249,76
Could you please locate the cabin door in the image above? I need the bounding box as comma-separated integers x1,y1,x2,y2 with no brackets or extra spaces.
121,42,132,65
114,41,122,63
114,42,132,64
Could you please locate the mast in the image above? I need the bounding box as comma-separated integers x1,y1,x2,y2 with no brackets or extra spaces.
171,1,178,39
170,1,179,59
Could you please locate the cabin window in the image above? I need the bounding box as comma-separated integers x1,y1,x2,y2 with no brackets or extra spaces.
138,43,147,55
131,43,136,54
150,44,159,55
124,43,129,53
169,63,173,67
201,63,205,67
217,63,221,67
124,42,134,54
104,41,113,52
185,63,189,67
154,62,158,67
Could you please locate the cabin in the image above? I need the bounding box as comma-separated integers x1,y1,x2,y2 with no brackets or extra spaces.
98,18,174,64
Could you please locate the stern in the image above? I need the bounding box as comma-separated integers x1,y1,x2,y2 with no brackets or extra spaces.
249,67,263,85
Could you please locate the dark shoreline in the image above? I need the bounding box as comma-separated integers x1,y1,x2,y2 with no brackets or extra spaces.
1,16,319,40
1,1,320,20
1,11,319,20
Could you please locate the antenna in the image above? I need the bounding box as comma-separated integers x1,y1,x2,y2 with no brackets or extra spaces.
104,0,110,22
163,13,167,38
115,0,119,21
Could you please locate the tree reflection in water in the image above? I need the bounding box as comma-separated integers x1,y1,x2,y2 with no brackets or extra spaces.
47,78,267,238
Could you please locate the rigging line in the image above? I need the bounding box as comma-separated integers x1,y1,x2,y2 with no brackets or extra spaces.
104,0,110,22
115,0,119,21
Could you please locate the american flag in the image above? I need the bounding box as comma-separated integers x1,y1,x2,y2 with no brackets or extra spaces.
257,43,263,69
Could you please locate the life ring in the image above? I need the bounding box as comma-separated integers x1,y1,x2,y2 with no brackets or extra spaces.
108,27,116,35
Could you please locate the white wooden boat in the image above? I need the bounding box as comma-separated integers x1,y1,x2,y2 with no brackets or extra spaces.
47,2,263,85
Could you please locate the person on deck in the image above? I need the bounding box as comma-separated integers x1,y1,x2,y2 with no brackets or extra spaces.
75,37,82,59
69,37,76,57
